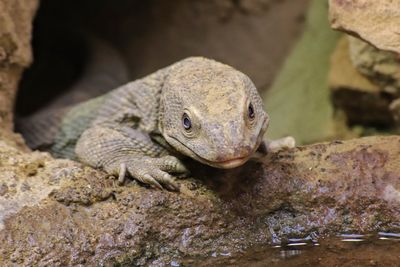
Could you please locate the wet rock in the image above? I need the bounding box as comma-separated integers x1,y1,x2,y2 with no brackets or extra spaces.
329,0,400,54
1,136,399,265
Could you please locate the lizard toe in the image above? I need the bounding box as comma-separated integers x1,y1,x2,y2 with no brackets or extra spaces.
138,173,164,190
156,156,189,174
126,162,178,190
126,164,164,190
150,169,179,191
266,136,296,152
117,163,127,185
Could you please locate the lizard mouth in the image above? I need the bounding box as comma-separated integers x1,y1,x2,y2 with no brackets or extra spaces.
213,156,250,168
165,116,268,169
166,135,253,169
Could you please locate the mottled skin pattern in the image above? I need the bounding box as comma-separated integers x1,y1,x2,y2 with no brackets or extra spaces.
28,57,295,189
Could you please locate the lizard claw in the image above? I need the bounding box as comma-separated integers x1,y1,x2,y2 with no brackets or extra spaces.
149,168,179,190
118,163,127,185
265,136,296,153
140,174,164,190
253,137,296,159
112,157,182,191
107,156,186,190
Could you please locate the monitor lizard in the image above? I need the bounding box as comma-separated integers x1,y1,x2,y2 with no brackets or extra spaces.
18,57,294,190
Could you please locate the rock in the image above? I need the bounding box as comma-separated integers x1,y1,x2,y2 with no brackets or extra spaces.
329,36,396,127
0,141,87,232
329,0,400,54
348,36,400,92
0,0,38,131
329,1,400,129
1,135,399,265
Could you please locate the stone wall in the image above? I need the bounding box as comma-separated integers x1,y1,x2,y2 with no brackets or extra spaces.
0,0,38,131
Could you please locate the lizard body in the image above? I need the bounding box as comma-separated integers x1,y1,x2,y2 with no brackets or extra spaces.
20,57,294,189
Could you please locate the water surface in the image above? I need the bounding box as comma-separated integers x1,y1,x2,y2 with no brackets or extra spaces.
179,232,400,266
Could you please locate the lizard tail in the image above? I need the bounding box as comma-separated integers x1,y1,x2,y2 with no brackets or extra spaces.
16,36,130,153
15,108,69,151
41,35,131,110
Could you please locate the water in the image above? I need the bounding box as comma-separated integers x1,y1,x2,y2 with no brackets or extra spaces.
177,232,400,266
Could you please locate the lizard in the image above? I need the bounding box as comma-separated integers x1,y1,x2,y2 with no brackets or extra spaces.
18,57,295,190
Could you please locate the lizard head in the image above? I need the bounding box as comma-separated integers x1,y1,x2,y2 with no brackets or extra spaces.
159,57,269,169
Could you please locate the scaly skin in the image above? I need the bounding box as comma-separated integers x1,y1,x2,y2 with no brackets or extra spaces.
30,57,295,189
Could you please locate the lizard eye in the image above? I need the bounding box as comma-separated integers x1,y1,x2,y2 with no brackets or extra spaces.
182,113,192,130
248,103,255,120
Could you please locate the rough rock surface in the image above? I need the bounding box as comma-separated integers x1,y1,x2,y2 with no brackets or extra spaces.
329,0,400,54
329,1,400,130
1,135,400,265
329,37,396,127
0,0,38,130
348,36,400,92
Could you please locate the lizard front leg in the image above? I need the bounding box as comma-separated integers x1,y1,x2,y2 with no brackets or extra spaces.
75,126,188,190
255,136,296,158
263,136,296,152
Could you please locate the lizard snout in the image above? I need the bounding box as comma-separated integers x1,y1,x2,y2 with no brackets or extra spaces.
215,144,252,162
211,144,253,169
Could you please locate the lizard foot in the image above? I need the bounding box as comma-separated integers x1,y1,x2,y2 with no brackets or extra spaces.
266,136,296,152
115,155,188,191
255,136,296,157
